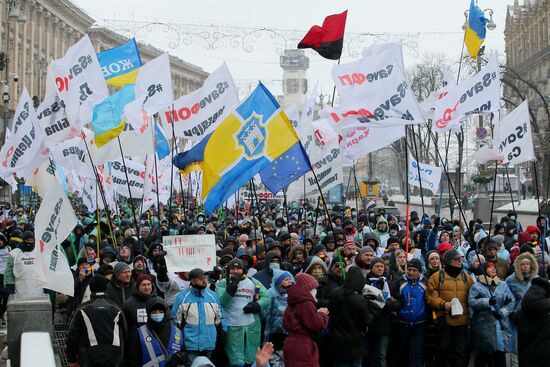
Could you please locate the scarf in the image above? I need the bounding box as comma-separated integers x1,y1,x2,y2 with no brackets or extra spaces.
367,274,391,302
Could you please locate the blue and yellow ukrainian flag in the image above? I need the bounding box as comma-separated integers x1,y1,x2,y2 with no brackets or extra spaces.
464,0,487,59
173,82,308,214
97,38,142,86
91,84,135,147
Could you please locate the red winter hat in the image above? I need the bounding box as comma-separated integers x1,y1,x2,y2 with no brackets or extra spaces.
344,241,357,249
136,274,152,289
437,242,453,256
295,273,318,291
518,231,532,245
526,225,541,235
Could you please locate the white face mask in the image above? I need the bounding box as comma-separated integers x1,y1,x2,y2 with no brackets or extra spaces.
309,288,317,301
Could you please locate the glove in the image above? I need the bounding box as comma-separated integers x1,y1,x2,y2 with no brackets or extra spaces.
226,276,240,297
489,296,497,305
243,301,261,314
492,310,503,320
4,284,14,295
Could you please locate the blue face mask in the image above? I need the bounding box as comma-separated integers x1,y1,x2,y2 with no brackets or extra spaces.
150,313,164,323
269,263,280,270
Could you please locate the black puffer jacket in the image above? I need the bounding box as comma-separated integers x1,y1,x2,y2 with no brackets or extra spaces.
317,271,344,309
252,251,282,288
328,267,373,361
122,288,164,332
516,277,550,367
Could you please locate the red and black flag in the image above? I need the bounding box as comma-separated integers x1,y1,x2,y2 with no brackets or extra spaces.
298,10,348,60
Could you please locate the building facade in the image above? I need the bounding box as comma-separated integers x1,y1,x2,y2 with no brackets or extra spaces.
0,0,208,204
504,0,550,195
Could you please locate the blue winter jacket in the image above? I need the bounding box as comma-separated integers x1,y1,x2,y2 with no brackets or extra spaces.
395,274,427,325
171,287,226,352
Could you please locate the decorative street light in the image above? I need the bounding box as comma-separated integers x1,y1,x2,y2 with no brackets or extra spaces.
462,7,496,31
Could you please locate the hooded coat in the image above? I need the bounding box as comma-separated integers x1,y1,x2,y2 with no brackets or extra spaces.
468,275,516,354
264,269,294,346
505,252,539,312
283,284,328,367
515,277,550,366
373,216,389,247
328,267,373,361
122,287,164,332
317,269,344,309
252,251,283,289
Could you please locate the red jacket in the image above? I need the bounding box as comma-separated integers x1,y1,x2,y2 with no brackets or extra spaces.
283,285,328,367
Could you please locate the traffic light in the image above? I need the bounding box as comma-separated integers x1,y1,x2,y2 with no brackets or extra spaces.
0,52,5,71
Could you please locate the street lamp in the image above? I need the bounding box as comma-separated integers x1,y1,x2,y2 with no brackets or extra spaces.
2,0,27,145
462,8,496,31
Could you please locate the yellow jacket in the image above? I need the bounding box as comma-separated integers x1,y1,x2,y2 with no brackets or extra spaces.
426,269,474,326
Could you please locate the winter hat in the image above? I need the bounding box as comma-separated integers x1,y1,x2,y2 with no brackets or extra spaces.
437,242,453,256
425,250,440,263
96,264,114,277
136,274,152,289
191,356,215,367
443,249,462,264
485,240,499,251
89,274,109,293
273,269,294,287
518,232,533,245
407,259,422,271
295,273,318,291
344,241,357,249
312,244,326,256
474,230,488,245
133,255,146,265
360,246,375,255
370,257,385,269
113,262,131,278
330,256,344,268
492,235,505,248
470,254,486,265
227,258,245,270
520,243,535,254
22,230,34,241
387,236,400,246
526,225,541,234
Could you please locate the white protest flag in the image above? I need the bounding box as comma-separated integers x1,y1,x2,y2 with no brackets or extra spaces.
36,93,76,146
23,159,60,198
51,34,109,128
109,158,145,198
34,181,77,296
160,63,238,140
333,44,404,104
495,100,535,165
79,178,98,212
0,88,45,174
433,53,500,133
322,69,424,133
470,144,504,165
51,136,96,178
407,154,442,194
85,123,154,165
285,105,300,131
340,126,405,160
361,43,405,77
124,53,173,131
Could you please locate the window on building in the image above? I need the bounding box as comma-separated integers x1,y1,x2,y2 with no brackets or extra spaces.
286,79,299,93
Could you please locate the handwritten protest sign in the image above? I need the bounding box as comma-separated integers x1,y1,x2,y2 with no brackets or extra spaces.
163,234,216,272
407,154,442,194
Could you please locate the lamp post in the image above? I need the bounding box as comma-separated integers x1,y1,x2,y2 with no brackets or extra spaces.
2,0,26,145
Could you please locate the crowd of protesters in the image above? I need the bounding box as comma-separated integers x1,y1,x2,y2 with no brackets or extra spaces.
0,199,549,367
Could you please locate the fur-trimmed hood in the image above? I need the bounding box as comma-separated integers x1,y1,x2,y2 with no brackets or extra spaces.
514,252,539,281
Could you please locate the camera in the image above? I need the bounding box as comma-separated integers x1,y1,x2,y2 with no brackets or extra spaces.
13,74,18,82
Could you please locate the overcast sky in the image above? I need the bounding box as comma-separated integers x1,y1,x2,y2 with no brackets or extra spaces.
73,0,515,97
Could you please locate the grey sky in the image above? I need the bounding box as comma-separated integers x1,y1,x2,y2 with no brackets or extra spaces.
72,0,514,97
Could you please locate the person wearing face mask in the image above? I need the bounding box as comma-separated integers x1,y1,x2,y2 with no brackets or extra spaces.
264,269,295,364
283,273,329,367
216,259,270,367
304,255,328,281
171,268,226,364
253,251,283,289
4,230,44,297
129,299,187,367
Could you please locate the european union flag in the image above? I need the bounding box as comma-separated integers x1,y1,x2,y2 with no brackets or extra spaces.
154,122,170,160
260,142,311,194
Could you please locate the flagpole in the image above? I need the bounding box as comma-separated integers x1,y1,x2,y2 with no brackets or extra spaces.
505,164,516,213
150,117,162,222
81,137,118,249
283,187,290,227
312,196,320,238
167,103,178,227
486,160,499,240
352,165,360,228
533,160,546,272
311,169,337,245
250,179,267,245
404,129,410,256
410,126,426,217
116,136,141,242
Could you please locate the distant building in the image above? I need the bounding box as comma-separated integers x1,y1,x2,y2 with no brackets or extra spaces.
504,0,550,131
0,0,208,203
279,49,309,109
